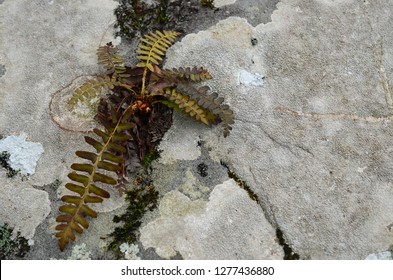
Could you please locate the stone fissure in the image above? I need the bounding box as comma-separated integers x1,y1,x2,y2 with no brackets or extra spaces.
220,161,299,260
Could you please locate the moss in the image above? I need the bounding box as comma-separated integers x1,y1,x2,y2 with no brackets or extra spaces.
157,0,169,24
0,223,30,259
0,151,20,178
114,0,148,38
108,176,159,259
200,0,215,9
114,0,171,39
142,148,161,169
114,0,213,40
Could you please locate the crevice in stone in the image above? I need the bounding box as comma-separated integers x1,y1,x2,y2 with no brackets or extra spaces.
0,64,6,78
276,228,300,260
220,161,301,260
220,161,259,203
220,161,277,227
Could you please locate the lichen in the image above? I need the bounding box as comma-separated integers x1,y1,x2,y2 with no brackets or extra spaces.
0,133,44,175
119,243,141,260
68,243,91,260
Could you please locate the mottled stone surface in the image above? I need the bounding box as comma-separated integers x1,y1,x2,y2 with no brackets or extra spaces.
0,0,120,258
160,0,393,259
140,180,283,259
2,0,393,260
0,180,51,239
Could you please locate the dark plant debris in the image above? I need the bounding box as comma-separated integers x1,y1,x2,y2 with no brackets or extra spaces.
0,151,20,178
107,175,159,259
114,0,220,40
0,223,30,260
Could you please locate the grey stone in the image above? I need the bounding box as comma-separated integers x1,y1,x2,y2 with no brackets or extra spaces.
140,179,283,259
2,0,393,260
0,0,120,257
0,180,51,240
160,0,393,259
0,64,5,77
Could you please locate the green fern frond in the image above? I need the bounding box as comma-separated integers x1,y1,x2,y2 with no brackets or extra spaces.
136,30,180,95
162,88,214,126
160,67,212,82
97,42,127,76
55,107,135,251
136,31,180,72
176,83,234,137
67,76,115,110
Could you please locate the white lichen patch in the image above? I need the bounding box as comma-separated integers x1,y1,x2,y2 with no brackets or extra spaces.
140,190,206,258
365,251,393,260
239,70,264,87
119,243,141,260
214,0,237,7
0,133,44,175
68,243,91,260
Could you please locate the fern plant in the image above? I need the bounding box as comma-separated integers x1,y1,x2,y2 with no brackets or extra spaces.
56,30,234,251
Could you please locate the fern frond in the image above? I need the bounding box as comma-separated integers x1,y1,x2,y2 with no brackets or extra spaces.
97,42,127,76
55,106,135,251
136,31,180,72
160,67,212,82
176,83,234,137
67,76,116,110
162,88,214,126
136,30,180,95
96,42,134,92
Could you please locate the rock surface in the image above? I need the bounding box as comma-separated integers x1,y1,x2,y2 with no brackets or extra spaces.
140,179,283,259
0,133,44,175
1,0,393,260
0,180,51,239
161,0,393,259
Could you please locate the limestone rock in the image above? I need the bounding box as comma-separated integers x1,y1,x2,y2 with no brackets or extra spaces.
140,179,283,259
